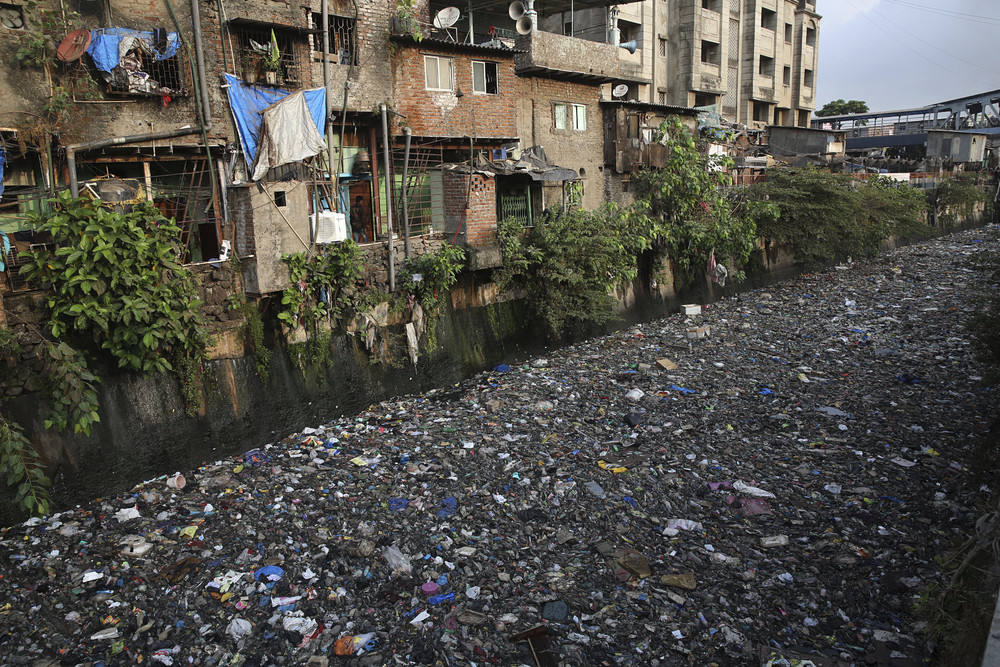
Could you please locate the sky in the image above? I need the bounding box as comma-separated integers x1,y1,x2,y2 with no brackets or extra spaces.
817,0,1000,112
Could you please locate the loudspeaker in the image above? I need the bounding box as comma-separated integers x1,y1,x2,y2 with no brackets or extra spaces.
619,39,637,54
508,1,525,19
516,15,533,34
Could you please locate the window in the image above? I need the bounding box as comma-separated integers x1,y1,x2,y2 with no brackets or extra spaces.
424,55,453,91
782,66,791,86
472,60,498,94
784,23,792,43
107,47,185,96
311,13,357,65
753,101,770,122
657,91,666,105
618,19,640,48
761,7,777,31
694,92,716,107
701,0,721,10
233,24,302,87
806,26,816,47
804,68,814,88
701,40,720,66
759,55,774,77
554,103,586,130
658,37,666,58
274,190,287,207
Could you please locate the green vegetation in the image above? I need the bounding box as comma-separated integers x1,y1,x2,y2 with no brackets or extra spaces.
931,171,992,226
399,244,467,350
498,117,761,338
631,118,760,288
0,416,50,516
21,193,210,376
751,169,930,268
816,99,869,117
495,206,640,339
0,193,212,514
231,295,272,381
278,242,364,334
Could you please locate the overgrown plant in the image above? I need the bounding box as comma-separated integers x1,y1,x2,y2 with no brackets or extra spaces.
751,169,930,268
495,206,639,339
21,192,210,376
277,241,364,335
931,171,991,226
0,415,50,517
395,0,424,40
231,296,272,380
399,244,467,350
630,117,758,288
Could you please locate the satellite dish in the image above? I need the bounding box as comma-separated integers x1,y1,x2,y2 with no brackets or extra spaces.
57,29,92,62
612,84,629,99
0,6,24,29
515,15,532,34
434,6,461,28
508,1,525,20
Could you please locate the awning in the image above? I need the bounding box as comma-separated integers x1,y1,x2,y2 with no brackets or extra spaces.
473,146,578,182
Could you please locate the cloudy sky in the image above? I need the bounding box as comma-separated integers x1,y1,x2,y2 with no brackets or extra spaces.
817,0,1000,112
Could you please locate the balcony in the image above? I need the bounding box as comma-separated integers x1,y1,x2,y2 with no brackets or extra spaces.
514,31,642,83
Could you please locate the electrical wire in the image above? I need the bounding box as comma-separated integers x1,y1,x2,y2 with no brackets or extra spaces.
842,0,999,88
861,0,1000,76
880,0,1000,27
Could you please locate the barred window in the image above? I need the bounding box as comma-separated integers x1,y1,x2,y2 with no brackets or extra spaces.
310,13,357,66
233,24,302,87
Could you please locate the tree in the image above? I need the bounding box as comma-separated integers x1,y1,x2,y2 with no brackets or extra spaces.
816,99,869,117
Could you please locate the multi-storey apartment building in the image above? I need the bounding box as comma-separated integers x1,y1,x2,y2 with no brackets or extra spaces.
541,0,821,127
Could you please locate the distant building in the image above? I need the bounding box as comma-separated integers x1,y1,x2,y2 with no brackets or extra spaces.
540,0,821,127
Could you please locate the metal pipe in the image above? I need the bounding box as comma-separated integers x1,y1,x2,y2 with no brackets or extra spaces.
401,126,411,259
380,102,395,291
321,0,335,185
189,0,212,128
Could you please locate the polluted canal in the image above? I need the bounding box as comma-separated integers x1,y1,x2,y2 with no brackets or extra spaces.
2,226,998,666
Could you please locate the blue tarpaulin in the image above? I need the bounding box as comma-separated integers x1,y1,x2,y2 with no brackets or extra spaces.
86,28,181,73
223,73,326,171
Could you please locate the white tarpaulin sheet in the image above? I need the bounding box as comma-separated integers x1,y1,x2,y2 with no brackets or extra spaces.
252,91,326,181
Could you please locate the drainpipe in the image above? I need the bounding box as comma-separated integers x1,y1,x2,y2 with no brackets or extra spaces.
380,103,395,291
401,126,411,259
189,0,211,127
321,0,335,187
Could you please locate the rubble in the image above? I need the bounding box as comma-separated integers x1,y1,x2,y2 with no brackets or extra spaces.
0,226,997,665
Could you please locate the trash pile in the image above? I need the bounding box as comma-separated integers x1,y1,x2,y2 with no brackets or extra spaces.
1,227,997,666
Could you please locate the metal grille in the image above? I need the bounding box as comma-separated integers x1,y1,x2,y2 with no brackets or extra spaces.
728,18,739,62
311,14,357,65
108,49,186,95
498,186,531,228
724,65,738,113
393,144,446,237
233,26,301,87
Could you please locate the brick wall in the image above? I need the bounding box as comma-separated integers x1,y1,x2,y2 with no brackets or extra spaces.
392,44,517,140
443,170,496,247
515,76,605,211
307,0,394,112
